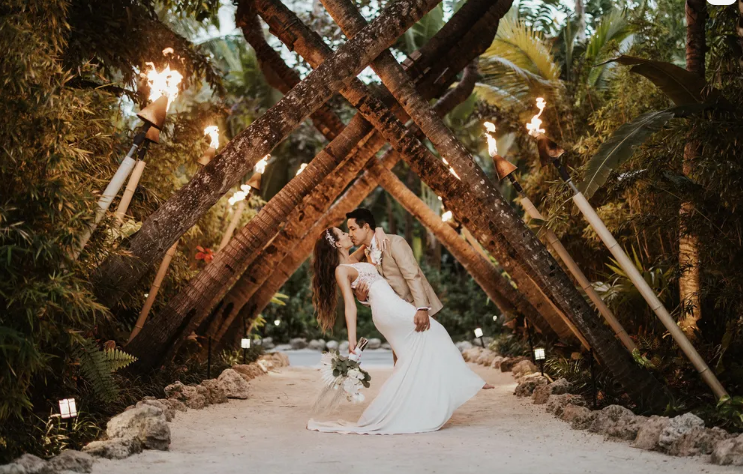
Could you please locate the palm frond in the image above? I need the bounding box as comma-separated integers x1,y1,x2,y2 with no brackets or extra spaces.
477,17,560,107
585,9,631,88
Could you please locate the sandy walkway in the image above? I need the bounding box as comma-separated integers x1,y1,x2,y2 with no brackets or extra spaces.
94,364,736,474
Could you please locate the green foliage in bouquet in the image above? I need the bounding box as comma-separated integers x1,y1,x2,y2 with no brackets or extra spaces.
328,351,371,388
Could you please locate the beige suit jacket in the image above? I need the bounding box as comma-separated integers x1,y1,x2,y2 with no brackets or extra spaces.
369,234,443,316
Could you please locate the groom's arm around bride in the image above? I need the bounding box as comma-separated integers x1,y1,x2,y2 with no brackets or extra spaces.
381,234,443,331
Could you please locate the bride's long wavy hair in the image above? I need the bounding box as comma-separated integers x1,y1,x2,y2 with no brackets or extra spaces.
312,228,340,333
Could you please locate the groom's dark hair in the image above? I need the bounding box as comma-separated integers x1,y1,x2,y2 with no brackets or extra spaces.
346,208,376,230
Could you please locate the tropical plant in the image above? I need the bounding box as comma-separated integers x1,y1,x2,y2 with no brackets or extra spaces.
75,339,138,402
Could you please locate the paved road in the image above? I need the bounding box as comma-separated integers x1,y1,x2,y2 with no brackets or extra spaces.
281,348,394,367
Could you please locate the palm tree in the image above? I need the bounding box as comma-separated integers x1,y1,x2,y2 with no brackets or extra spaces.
91,0,446,310
209,59,481,345
312,0,670,410
372,162,556,336
678,0,707,338
127,0,498,368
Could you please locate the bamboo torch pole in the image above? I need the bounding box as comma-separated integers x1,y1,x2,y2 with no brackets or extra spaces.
525,99,728,400
72,59,182,259
128,241,178,343
218,155,267,251
127,126,220,344
483,122,637,354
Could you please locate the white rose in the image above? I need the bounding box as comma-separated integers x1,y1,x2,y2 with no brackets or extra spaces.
370,249,382,264
352,392,365,403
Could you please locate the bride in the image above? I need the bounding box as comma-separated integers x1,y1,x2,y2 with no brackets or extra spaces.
307,226,491,435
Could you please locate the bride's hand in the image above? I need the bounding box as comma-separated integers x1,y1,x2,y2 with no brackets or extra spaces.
349,340,357,354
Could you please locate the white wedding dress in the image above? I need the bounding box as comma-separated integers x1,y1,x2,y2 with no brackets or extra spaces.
307,262,484,435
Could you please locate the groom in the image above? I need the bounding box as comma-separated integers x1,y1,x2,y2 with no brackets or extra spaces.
346,208,442,333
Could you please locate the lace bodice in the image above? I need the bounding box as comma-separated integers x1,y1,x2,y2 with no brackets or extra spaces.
340,262,384,289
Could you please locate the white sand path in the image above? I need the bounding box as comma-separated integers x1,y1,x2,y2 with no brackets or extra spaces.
94,364,737,474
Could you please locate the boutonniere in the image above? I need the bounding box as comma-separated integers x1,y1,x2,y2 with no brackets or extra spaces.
370,248,383,265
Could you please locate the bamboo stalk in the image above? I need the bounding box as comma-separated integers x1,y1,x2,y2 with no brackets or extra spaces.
128,241,179,344
570,186,727,399
114,160,147,225
519,195,637,353
218,200,246,251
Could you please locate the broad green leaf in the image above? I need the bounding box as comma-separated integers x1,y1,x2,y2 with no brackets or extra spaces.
579,104,711,199
605,56,712,105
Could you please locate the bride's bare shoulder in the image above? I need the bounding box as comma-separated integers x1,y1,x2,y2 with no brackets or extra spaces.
334,264,356,281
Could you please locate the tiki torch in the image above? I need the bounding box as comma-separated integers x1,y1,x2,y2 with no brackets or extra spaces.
525,99,729,400
73,58,182,258
218,155,268,251
482,121,637,354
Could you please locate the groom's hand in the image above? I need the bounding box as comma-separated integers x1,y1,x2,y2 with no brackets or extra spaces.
354,281,370,303
414,309,430,332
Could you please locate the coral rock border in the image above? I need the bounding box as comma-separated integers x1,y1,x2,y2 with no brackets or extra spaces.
0,354,289,472
459,344,743,467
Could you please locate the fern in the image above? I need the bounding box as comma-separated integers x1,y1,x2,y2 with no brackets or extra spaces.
104,347,138,372
75,339,138,402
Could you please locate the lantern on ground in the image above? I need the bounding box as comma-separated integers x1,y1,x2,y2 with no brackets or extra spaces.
534,347,546,375
241,337,251,363
474,327,485,349
59,398,77,419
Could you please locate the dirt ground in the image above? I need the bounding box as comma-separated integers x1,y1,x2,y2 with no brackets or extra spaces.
93,364,738,474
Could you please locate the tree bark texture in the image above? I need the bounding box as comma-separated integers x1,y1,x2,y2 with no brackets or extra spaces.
123,0,447,369
91,0,446,309
235,1,345,140
177,0,494,357
220,153,398,350
208,59,482,344
257,0,576,341
288,0,670,410
678,0,707,338
372,162,555,336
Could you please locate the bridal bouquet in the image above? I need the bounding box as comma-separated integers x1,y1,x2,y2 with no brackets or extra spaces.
312,338,372,413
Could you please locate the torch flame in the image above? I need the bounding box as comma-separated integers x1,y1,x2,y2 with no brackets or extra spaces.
296,163,307,176
254,155,269,174
228,184,252,206
483,121,498,156
526,97,546,137
204,126,219,149
144,62,183,107
442,210,453,222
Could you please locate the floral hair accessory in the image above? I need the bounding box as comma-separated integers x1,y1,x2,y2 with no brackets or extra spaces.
325,229,337,247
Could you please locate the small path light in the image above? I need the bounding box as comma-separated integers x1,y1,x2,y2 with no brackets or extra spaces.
58,398,77,419
241,338,251,364
474,327,485,349
534,347,546,376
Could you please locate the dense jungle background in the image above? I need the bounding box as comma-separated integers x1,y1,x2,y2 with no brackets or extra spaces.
2,0,743,462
